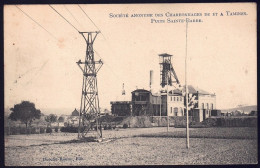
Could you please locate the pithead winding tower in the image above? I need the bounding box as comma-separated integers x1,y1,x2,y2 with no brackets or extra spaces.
159,53,180,88
76,31,103,139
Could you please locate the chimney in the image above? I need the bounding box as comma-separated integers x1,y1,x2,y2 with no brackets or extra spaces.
150,70,153,92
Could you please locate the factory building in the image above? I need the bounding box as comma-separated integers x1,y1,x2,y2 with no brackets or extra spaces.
131,89,161,116
110,52,219,122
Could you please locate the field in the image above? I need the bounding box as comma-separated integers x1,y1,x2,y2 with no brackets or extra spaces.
5,127,258,166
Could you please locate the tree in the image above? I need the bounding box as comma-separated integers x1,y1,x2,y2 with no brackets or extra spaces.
183,93,198,116
58,116,64,122
45,114,57,128
9,101,41,129
57,116,64,128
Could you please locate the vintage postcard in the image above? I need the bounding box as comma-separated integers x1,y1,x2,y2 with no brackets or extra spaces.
4,3,257,166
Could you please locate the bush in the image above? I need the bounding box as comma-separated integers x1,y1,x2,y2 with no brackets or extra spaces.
46,127,52,133
30,127,37,134
60,126,83,133
123,123,128,129
20,127,27,134
11,127,20,135
40,127,45,133
202,118,218,127
60,127,66,132
55,127,58,132
108,125,112,130
104,125,108,130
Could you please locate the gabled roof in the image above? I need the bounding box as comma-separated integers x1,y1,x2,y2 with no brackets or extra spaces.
183,85,213,95
71,108,79,116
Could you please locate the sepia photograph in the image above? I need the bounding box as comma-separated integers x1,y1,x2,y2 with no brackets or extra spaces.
4,3,257,166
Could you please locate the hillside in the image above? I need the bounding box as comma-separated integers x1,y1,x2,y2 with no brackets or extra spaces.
221,105,257,113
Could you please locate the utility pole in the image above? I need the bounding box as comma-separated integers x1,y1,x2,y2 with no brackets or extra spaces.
77,31,103,139
167,75,169,133
159,94,162,120
185,19,190,149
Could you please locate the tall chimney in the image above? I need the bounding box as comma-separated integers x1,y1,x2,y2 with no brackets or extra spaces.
150,70,153,92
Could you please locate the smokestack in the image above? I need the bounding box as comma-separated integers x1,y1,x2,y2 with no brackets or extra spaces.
122,83,125,95
150,70,153,92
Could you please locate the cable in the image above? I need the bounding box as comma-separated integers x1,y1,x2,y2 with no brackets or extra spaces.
77,5,106,40
15,5,58,41
94,50,136,90
64,5,84,30
49,5,80,33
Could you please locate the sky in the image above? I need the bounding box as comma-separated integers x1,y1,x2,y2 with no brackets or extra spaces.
4,3,257,115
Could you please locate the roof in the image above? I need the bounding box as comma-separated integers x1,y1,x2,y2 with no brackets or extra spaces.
131,89,150,93
110,101,131,104
159,53,173,57
183,85,213,95
169,89,182,95
71,108,79,116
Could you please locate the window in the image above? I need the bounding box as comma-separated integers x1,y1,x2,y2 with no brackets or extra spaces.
177,97,179,101
207,103,209,109
180,97,182,101
211,104,214,110
171,96,172,101
174,108,178,116
171,107,172,113
141,95,147,101
174,97,175,101
202,103,204,109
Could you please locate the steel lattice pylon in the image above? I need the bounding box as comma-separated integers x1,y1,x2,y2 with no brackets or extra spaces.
76,31,103,139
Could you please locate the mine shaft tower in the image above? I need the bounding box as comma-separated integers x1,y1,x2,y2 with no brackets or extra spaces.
159,53,180,88
76,31,103,139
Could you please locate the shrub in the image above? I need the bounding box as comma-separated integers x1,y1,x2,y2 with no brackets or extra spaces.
202,118,218,127
123,123,128,129
20,127,27,134
46,127,52,133
104,125,108,130
11,127,20,135
60,126,83,133
40,127,45,133
108,125,112,130
55,127,58,132
30,127,37,134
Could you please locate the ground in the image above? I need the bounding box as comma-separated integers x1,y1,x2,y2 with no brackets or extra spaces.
4,127,258,166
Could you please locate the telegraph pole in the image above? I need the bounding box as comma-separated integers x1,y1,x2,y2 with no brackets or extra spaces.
167,75,169,133
185,19,190,149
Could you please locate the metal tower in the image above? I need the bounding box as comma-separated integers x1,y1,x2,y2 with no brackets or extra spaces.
159,53,180,88
76,31,103,139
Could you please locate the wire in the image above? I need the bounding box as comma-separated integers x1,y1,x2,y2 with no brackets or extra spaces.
94,50,136,90
63,5,84,30
15,5,58,41
49,5,80,33
77,5,106,40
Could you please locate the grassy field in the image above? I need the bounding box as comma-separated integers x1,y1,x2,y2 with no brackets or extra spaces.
5,127,258,166
135,127,258,139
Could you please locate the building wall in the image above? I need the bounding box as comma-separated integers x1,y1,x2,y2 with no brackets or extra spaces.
198,94,216,110
167,94,184,116
192,109,203,122
197,94,216,120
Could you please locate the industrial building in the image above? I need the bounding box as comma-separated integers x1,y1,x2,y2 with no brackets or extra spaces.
110,53,220,122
